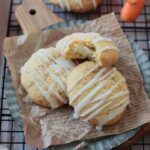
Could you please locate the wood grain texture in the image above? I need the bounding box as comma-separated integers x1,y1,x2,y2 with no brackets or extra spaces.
15,0,64,34
0,0,10,87
0,0,10,58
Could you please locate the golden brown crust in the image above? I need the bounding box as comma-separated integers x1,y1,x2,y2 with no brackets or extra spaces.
56,33,119,67
97,49,119,67
50,0,103,13
67,61,130,128
87,109,126,126
29,89,64,108
105,109,126,126
21,47,75,109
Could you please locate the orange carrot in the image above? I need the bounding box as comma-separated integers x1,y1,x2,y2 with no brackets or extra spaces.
121,0,145,22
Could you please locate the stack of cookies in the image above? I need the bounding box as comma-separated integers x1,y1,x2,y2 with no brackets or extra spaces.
21,33,130,130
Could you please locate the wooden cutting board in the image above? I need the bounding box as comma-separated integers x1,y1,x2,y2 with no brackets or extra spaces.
3,0,150,149
0,0,10,86
15,0,64,33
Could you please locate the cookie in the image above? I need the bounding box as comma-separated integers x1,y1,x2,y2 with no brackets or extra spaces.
21,47,76,109
56,33,119,67
67,61,130,130
50,0,103,13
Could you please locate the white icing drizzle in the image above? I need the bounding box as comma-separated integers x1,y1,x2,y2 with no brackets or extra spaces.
69,67,112,105
58,33,99,55
32,76,59,108
73,33,99,41
22,65,60,108
60,35,76,55
98,45,119,52
36,49,75,75
70,63,129,129
55,59,74,73
92,90,129,102
96,101,129,130
35,49,54,62
30,63,67,103
22,48,76,108
80,90,129,117
92,0,97,9
34,51,67,94
74,70,118,116
31,51,69,103
47,69,66,94
84,101,112,121
44,49,74,82
76,0,84,9
91,79,126,103
50,63,67,82
110,97,130,110
94,37,113,43
82,82,126,121
68,63,99,92
57,33,119,59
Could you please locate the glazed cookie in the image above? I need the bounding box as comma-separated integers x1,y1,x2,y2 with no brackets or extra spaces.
50,0,103,13
56,33,119,67
21,47,76,109
67,61,130,130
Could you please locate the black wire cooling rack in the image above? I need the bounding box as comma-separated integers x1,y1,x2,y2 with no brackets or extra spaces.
0,0,150,150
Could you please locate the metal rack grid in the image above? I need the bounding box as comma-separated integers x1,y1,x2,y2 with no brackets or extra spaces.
0,0,150,150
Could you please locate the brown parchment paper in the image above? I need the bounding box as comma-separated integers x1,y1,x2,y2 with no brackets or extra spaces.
4,13,150,148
